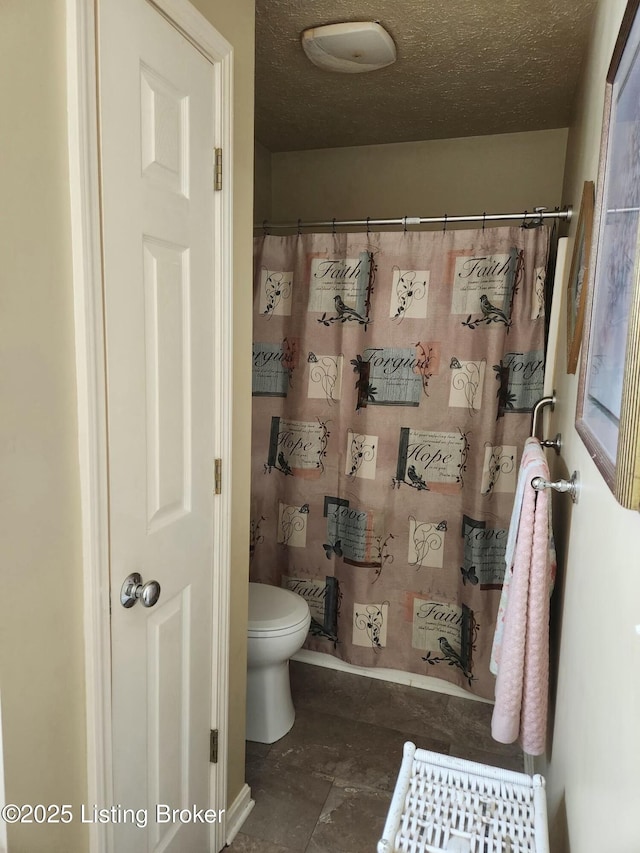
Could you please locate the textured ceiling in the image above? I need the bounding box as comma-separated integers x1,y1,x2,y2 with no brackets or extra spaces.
255,0,598,152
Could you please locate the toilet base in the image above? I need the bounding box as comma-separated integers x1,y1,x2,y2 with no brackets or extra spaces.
246,659,295,744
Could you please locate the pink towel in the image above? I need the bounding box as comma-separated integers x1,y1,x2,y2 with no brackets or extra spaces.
490,438,553,675
491,439,551,755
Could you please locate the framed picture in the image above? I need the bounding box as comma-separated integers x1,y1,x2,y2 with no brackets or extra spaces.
576,0,640,509
566,180,594,374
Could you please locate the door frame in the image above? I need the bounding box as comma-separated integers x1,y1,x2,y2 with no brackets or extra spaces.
65,2,234,851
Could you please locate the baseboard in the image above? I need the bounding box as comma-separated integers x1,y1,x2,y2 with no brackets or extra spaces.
225,783,254,846
292,650,492,704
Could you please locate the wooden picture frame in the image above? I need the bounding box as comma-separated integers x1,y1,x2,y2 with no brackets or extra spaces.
576,0,640,509
566,180,594,374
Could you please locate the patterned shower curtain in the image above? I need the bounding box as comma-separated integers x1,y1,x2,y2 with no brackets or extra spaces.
250,227,548,700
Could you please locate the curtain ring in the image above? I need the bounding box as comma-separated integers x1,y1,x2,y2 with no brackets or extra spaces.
482,211,486,232
443,213,448,233
521,209,528,229
403,215,407,234
297,218,302,236
366,216,370,236
332,217,336,235
262,219,269,236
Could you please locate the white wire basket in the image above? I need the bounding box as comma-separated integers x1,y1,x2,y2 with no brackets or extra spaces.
378,743,549,853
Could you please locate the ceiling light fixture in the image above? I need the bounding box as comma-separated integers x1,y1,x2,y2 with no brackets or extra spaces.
301,21,396,73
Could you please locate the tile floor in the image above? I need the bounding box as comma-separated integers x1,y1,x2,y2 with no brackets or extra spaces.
227,661,523,853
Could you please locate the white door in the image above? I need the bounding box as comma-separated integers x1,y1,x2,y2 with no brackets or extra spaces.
98,0,219,850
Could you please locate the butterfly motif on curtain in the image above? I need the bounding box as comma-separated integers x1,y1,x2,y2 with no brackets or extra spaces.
323,540,343,559
308,352,318,363
299,503,310,514
436,520,447,531
450,357,462,369
460,565,479,585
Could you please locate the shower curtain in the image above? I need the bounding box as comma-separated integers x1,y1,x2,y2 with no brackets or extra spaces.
251,226,549,699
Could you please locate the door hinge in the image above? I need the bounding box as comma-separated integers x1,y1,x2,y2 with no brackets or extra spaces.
214,148,222,191
214,458,222,495
210,729,219,764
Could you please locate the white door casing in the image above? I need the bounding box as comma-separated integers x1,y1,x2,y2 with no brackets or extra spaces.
66,1,233,851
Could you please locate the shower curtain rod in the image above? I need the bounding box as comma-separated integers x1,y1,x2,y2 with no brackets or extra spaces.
255,205,572,232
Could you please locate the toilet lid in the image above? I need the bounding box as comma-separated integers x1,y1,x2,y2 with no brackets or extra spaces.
248,582,310,633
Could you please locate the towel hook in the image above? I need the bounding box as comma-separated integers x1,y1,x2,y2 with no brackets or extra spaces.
531,470,579,504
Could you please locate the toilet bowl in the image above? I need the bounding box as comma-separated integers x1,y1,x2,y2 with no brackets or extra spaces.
246,582,311,744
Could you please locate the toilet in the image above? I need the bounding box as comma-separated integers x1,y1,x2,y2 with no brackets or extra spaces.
246,582,311,743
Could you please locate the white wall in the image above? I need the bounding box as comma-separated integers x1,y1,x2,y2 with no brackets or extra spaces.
0,3,88,850
254,139,272,224
542,1,640,851
270,128,568,223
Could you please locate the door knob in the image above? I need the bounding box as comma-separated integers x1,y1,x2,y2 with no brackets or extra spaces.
120,572,161,608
